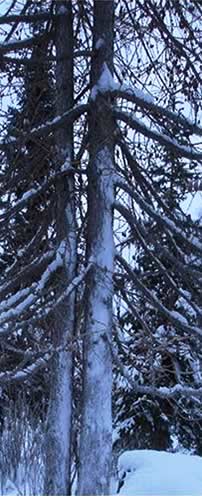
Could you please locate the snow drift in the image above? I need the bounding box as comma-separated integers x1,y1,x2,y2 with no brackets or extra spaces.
118,449,202,496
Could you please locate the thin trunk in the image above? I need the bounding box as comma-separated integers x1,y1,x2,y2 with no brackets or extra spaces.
78,2,115,495
44,2,76,495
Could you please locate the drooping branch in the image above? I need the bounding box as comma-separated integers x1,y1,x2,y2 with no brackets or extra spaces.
0,104,89,151
113,89,202,137
114,176,202,256
0,164,79,226
116,253,202,340
0,263,93,341
118,139,188,219
0,249,54,302
0,242,65,328
0,354,50,384
114,201,202,320
3,222,50,280
111,343,202,400
114,110,202,161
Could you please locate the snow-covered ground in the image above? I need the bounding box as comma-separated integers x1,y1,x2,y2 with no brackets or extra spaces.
117,449,202,496
2,449,202,495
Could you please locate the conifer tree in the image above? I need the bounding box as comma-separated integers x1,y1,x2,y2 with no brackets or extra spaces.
0,1,201,495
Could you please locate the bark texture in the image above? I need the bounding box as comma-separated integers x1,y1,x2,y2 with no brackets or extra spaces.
44,2,76,495
78,2,115,495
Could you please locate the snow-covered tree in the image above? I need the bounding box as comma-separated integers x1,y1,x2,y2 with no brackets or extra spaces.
0,1,201,495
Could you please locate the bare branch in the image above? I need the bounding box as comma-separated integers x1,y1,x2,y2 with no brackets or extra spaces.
0,13,57,24
0,32,51,54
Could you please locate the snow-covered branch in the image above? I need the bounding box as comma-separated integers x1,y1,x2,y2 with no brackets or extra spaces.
114,88,202,137
28,262,93,324
0,354,50,384
111,346,202,400
0,249,54,302
0,242,65,329
0,164,78,225
115,176,202,256
0,263,93,340
3,224,48,280
116,253,202,340
89,62,202,138
114,201,202,320
0,104,89,151
114,110,202,160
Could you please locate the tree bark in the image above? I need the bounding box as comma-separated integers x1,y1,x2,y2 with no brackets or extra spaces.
44,2,76,495
77,2,115,495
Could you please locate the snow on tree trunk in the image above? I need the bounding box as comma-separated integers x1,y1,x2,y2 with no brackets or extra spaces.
44,2,76,495
77,2,115,495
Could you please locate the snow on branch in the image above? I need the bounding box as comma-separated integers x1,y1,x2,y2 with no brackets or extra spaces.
90,62,119,100
0,104,89,151
0,263,93,340
0,242,65,329
111,345,202,400
0,329,85,384
0,165,78,225
116,253,202,340
0,286,31,314
0,249,54,303
0,354,50,384
114,201,202,321
31,262,93,323
4,224,47,280
114,88,202,138
114,176,202,256
114,110,202,161
89,63,202,138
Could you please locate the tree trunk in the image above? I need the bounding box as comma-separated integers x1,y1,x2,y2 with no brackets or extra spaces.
44,2,76,495
78,2,115,495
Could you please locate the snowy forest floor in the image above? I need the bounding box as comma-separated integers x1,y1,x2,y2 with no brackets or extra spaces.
2,449,202,495
117,450,202,495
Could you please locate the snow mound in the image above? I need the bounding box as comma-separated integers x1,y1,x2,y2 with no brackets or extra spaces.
118,449,202,495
